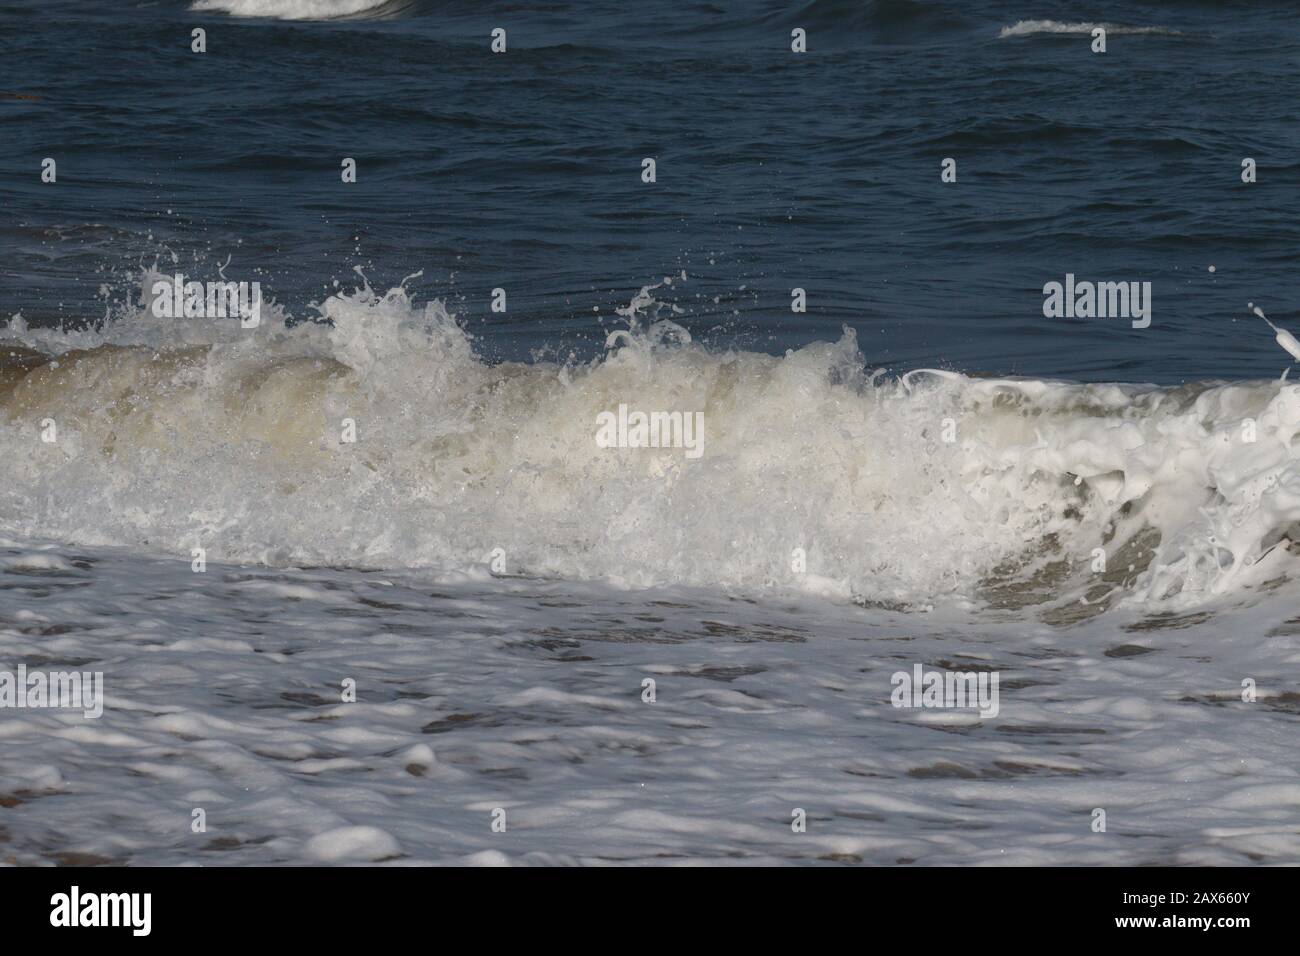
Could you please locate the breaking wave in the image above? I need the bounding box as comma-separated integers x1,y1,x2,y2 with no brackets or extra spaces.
2,271,1299,616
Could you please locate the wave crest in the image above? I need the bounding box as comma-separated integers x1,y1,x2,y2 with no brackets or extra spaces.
2,274,1298,615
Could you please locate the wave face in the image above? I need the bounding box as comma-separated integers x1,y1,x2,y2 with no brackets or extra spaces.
3,276,1299,614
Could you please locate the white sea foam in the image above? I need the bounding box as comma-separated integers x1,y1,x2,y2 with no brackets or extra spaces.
190,0,394,20
1,274,1298,614
0,546,1295,865
3,276,1298,866
999,20,1183,39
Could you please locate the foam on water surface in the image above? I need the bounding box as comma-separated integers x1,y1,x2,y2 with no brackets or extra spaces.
0,542,1296,865
190,0,396,20
2,277,1298,864
999,20,1185,39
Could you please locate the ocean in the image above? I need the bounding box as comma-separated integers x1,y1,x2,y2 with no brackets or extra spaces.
1,0,1298,866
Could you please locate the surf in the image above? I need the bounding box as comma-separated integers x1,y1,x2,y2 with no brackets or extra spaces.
2,271,1298,616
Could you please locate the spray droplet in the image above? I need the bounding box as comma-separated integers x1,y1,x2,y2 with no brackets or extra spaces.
1252,304,1300,362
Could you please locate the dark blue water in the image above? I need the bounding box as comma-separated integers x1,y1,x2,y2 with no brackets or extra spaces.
3,0,1299,381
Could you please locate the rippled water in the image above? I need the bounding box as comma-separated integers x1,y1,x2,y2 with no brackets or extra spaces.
4,0,1300,379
